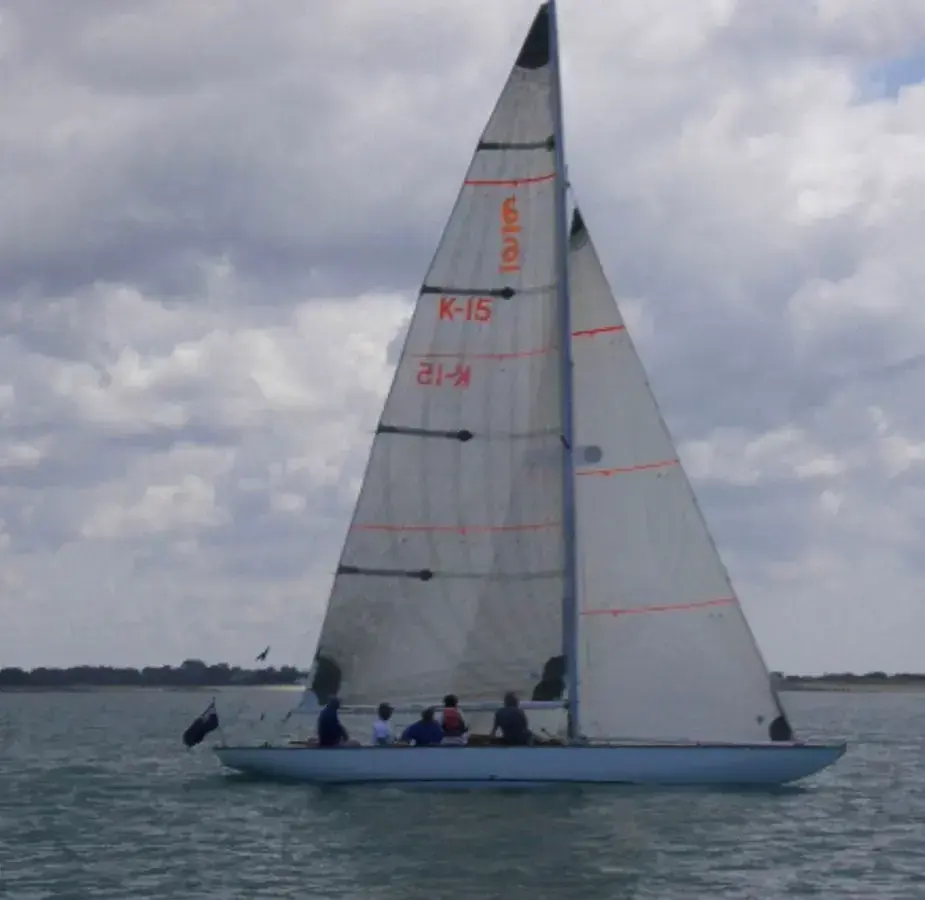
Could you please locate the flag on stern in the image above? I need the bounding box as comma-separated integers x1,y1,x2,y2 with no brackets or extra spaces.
182,698,219,748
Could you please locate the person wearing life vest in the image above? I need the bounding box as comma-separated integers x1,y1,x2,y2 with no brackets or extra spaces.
440,694,468,742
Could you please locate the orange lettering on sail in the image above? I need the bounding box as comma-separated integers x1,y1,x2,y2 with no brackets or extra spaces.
437,296,493,323
499,196,522,274
416,361,471,389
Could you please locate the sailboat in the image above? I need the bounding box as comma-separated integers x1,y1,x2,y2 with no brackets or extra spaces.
215,2,847,786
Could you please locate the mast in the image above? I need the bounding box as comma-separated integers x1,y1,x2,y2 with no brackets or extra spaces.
547,0,581,741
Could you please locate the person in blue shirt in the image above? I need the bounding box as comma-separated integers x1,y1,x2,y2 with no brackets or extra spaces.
316,697,349,747
400,707,444,746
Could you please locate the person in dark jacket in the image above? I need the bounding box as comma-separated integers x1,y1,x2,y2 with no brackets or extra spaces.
400,707,444,746
490,692,532,745
316,697,349,747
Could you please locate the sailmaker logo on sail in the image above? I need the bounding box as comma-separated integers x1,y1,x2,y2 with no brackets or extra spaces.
500,195,522,274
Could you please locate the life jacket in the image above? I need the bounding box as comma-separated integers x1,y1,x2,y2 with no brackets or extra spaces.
442,706,464,736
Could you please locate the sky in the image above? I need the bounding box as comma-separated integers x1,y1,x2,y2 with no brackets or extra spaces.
1,1,924,675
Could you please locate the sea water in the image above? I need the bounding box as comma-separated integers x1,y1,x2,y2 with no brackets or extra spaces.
1,687,923,899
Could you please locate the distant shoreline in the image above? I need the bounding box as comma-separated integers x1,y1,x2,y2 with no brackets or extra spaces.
778,681,925,693
1,683,921,695
0,684,306,693
1,672,924,695
0,661,305,691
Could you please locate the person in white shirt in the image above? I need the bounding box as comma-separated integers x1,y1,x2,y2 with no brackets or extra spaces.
371,701,395,746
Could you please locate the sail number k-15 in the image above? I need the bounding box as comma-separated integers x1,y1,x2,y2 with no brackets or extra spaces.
438,296,493,323
416,362,471,389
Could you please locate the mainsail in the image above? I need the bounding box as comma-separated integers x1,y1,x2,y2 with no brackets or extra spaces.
312,6,567,707
568,208,791,743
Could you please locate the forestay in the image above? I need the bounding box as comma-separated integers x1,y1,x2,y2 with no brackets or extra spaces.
567,208,791,743
312,7,567,707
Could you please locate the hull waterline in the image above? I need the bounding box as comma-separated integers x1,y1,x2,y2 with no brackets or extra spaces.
214,741,847,787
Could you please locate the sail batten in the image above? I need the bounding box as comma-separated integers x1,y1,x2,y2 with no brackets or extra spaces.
337,566,563,582
419,286,516,297
375,425,559,440
337,565,435,581
376,425,474,440
478,137,555,151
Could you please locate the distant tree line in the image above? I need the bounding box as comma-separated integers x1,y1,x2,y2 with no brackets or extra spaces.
1,663,920,689
0,659,304,688
772,671,925,684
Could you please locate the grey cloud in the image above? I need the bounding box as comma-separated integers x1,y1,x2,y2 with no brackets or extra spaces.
697,479,820,570
0,0,513,300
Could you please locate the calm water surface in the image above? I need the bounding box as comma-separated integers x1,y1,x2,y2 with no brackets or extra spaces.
1,688,923,899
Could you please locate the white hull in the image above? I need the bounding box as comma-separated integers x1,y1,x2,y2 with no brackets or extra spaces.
214,740,846,787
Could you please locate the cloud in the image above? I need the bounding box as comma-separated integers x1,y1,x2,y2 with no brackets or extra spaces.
1,0,924,673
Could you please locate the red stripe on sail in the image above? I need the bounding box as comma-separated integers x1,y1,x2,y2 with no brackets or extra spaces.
409,325,625,362
578,459,679,477
582,597,736,617
464,173,555,187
